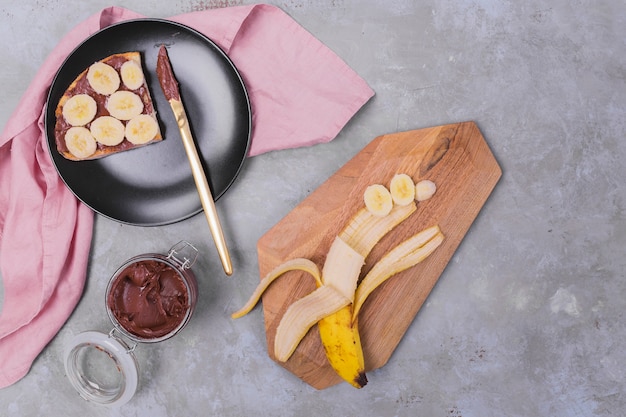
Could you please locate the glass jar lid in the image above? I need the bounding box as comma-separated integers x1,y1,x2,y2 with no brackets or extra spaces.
64,330,139,407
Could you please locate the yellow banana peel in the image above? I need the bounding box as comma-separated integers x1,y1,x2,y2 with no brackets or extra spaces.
318,305,367,388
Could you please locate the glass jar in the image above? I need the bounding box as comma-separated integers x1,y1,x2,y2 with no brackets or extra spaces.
64,241,199,407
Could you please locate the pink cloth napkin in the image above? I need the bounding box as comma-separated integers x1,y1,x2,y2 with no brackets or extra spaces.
0,4,374,388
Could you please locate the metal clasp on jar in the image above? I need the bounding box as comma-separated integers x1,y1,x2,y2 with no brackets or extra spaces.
108,328,137,353
167,241,199,270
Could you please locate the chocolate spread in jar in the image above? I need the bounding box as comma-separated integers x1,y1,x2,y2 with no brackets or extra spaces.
107,259,189,340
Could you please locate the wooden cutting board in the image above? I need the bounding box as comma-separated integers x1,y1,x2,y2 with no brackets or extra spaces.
256,121,501,389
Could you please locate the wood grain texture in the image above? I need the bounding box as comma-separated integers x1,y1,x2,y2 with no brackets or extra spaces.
256,121,501,389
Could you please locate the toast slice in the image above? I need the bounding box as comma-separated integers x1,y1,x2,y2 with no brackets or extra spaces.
54,52,162,161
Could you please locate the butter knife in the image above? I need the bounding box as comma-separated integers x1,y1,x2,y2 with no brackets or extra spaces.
156,45,233,276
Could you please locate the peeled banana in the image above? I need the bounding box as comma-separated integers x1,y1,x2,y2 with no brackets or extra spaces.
232,176,443,389
273,235,364,363
312,204,415,387
272,205,413,366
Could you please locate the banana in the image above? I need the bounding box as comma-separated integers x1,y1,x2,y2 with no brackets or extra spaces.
87,62,120,95
120,60,145,90
338,204,416,257
363,184,393,217
273,237,364,362
64,126,97,159
125,114,159,145
232,177,443,389
321,237,364,301
106,90,144,121
89,116,125,146
274,285,350,362
415,179,437,202
315,204,414,388
318,305,367,388
233,204,417,386
389,173,415,206
62,94,97,126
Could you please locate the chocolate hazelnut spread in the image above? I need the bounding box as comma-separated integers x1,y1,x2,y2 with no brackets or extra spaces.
107,259,190,339
156,45,180,101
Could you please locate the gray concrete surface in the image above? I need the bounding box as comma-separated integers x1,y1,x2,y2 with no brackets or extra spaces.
1,0,625,416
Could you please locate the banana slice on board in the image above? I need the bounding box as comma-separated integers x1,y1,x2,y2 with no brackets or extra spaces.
364,184,393,217
62,94,97,127
120,60,145,90
87,62,121,95
106,91,144,121
415,179,437,201
389,173,416,206
90,116,125,146
125,114,159,145
65,126,97,159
